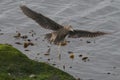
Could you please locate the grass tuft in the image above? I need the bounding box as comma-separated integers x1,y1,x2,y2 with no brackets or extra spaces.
0,44,75,80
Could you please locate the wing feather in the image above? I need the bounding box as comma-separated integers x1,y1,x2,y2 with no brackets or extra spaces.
20,5,63,31
68,30,107,38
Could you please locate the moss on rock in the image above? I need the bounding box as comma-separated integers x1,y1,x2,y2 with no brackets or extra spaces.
0,44,76,80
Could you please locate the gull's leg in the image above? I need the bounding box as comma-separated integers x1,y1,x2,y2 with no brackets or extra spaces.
57,43,61,60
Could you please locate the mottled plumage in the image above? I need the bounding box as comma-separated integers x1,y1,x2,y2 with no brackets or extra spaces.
68,30,107,38
20,5,107,45
20,5,63,31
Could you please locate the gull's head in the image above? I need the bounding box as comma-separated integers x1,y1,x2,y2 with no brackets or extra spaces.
64,25,74,31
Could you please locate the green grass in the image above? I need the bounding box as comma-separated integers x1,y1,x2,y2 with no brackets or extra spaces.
0,44,76,80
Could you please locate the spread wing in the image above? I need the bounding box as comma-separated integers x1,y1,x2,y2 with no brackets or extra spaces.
20,5,63,31
68,30,107,38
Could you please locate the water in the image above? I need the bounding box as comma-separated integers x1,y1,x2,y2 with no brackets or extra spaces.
0,0,120,80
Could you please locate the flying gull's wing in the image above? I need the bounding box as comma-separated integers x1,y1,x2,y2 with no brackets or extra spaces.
20,5,63,31
68,30,107,38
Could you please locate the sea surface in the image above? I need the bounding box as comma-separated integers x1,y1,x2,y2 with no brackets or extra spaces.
0,0,120,80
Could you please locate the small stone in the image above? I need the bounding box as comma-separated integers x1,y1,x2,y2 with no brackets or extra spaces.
0,33,4,35
86,41,91,43
82,57,89,62
52,63,56,66
37,53,40,55
63,65,65,70
77,78,81,80
29,74,36,78
47,59,50,61
21,35,28,39
69,54,74,59
15,42,22,45
79,54,83,57
68,51,73,54
24,49,30,51
107,72,111,75
69,66,72,68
